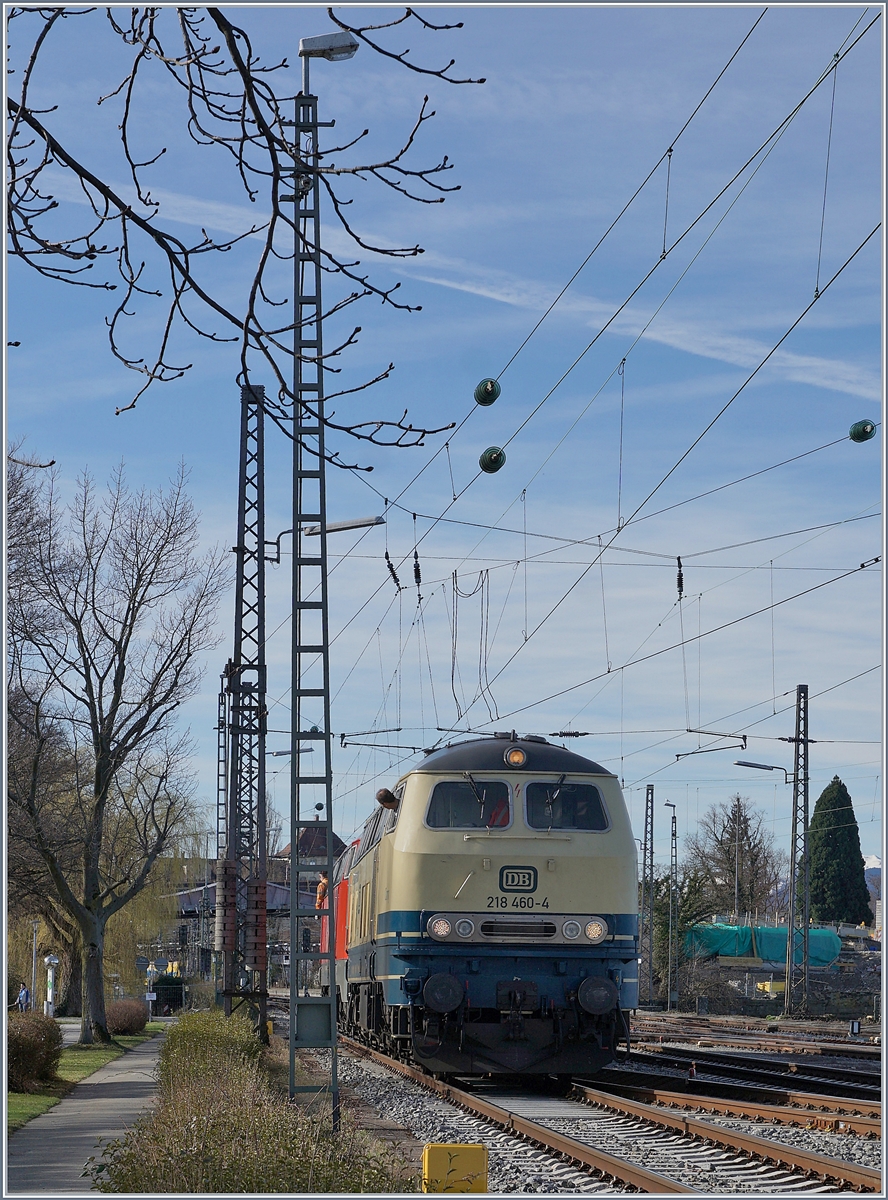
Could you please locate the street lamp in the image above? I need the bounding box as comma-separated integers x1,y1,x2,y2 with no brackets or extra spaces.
305,515,384,536
298,30,359,93
734,760,793,785
288,25,358,1131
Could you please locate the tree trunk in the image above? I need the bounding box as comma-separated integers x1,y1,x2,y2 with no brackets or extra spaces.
55,936,83,1017
79,913,111,1044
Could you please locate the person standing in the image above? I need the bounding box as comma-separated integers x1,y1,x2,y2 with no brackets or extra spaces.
17,982,30,1012
315,870,329,910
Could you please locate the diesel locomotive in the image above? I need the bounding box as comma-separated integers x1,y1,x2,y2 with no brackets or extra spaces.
325,733,638,1076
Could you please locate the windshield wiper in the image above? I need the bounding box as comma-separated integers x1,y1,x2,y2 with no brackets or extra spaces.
545,773,566,808
464,771,487,810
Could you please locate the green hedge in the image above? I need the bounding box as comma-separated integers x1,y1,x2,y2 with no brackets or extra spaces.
85,1011,414,1193
7,1013,63,1092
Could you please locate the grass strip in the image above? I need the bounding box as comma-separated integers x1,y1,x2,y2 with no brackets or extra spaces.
7,1022,165,1134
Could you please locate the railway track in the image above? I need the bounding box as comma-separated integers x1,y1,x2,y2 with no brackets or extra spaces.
593,1067,881,1122
621,1046,881,1101
339,1036,881,1193
581,1080,880,1136
631,1016,881,1060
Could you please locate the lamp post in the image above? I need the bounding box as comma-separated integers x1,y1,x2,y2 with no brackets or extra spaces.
31,920,38,1013
288,28,358,1131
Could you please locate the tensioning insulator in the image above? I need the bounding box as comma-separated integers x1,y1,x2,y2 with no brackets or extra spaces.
474,378,501,406
849,419,876,443
479,446,506,474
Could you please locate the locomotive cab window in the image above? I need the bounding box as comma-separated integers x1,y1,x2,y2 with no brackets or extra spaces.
426,780,511,829
525,780,608,831
383,784,405,833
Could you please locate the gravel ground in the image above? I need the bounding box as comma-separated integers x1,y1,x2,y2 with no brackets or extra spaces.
332,1053,615,1193
314,1049,881,1194
667,1112,882,1170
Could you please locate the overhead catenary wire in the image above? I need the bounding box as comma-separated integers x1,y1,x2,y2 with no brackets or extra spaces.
457,559,880,730
274,19,878,818
624,665,881,786
345,14,879,577
493,7,769,381
814,51,840,298
260,14,881,747
616,359,626,531
448,226,880,730
352,70,876,611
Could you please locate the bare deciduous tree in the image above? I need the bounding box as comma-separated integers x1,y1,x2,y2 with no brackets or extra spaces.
683,795,785,921
7,462,230,1042
6,7,481,466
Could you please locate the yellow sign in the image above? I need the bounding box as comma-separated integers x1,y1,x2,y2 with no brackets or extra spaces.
421,1144,488,1193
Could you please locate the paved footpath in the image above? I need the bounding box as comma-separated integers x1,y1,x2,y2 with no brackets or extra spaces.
6,1029,166,1196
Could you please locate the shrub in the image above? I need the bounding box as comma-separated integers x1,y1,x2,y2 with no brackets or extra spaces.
85,1056,415,1193
106,999,149,1036
84,1017,415,1193
7,1012,63,1092
8,976,22,1009
158,1008,262,1091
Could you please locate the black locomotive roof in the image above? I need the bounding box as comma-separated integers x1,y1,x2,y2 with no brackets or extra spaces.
411,734,611,775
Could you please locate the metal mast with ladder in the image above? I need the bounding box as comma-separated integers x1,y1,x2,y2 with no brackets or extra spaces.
287,59,339,1125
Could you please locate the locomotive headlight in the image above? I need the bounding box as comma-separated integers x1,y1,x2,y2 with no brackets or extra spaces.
562,919,582,939
455,918,475,938
584,918,608,943
429,916,452,939
504,746,527,767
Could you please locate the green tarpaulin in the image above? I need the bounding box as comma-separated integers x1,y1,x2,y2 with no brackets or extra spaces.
685,923,841,967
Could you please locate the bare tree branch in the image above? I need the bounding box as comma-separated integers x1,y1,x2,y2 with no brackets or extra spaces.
7,6,480,465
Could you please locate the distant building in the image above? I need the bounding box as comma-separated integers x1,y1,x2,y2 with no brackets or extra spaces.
273,818,347,878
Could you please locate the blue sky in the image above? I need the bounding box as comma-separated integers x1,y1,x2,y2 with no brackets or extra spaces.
5,5,883,872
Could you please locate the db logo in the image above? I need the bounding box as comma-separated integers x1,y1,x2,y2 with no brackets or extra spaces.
499,866,538,892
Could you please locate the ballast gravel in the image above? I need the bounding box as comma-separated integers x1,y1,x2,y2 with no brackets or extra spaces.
332,1053,615,1193
311,1050,880,1194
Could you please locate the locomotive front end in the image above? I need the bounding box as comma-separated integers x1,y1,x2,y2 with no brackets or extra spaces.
343,734,638,1077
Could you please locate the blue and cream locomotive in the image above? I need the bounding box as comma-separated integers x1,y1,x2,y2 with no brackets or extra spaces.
330,733,638,1076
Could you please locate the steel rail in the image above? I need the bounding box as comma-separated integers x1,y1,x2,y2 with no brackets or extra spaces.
587,1081,881,1136
340,1037,695,1194
593,1067,881,1118
575,1084,882,1192
630,1020,881,1060
629,1046,881,1097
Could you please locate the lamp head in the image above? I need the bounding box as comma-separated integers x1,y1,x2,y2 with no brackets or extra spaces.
734,760,777,772
44,953,59,967
299,32,359,61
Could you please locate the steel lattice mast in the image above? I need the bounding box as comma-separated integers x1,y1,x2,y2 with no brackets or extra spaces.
287,83,339,1125
639,784,655,1006
784,684,810,1015
215,385,268,1032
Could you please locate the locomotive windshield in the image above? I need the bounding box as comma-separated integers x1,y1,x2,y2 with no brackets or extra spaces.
525,781,608,830
426,780,511,829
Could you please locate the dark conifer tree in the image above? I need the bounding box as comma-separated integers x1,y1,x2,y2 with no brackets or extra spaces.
808,776,872,925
